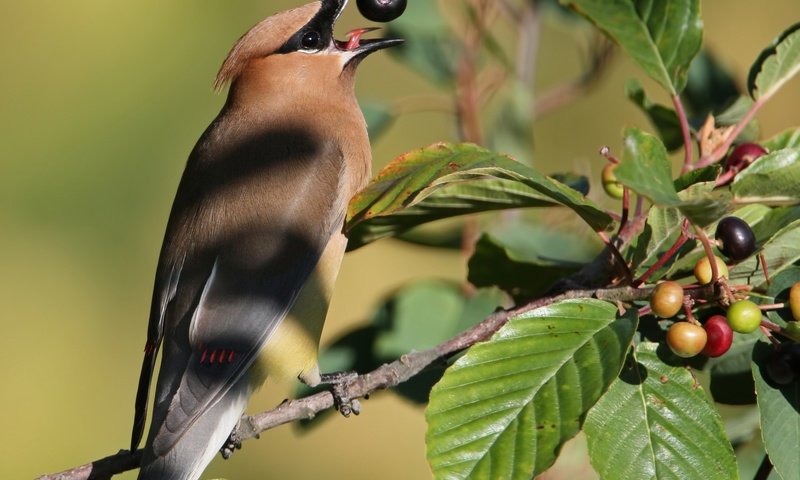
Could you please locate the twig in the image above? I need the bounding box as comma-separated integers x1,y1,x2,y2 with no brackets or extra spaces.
673,94,694,174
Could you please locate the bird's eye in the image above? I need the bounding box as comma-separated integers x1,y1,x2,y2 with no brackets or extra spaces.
301,30,321,50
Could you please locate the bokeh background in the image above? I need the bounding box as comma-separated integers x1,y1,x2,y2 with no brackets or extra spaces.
2,1,798,479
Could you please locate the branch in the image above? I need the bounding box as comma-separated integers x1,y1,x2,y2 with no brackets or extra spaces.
36,284,655,480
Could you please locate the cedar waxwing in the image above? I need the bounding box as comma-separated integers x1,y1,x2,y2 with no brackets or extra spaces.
130,1,401,478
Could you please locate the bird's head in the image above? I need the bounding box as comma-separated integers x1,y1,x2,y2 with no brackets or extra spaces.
214,0,402,91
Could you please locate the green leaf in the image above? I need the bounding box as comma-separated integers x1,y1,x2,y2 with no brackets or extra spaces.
373,281,509,359
752,341,800,480
615,128,680,205
673,164,721,192
762,127,800,151
732,148,800,206
467,233,583,301
729,218,800,288
345,143,613,250
426,299,636,479
564,0,703,94
628,205,689,280
763,267,800,326
706,329,760,405
386,1,459,86
615,128,729,226
625,79,683,151
748,23,800,101
684,49,741,115
715,96,760,143
585,343,739,479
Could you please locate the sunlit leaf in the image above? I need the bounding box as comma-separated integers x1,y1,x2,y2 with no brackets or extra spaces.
762,127,800,151
732,148,800,206
426,299,636,479
748,22,800,101
563,0,703,94
585,343,739,480
345,143,613,250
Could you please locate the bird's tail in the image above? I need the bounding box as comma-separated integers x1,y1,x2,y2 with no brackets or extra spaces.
137,379,252,480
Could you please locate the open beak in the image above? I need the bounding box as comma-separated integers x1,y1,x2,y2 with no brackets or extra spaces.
336,27,404,57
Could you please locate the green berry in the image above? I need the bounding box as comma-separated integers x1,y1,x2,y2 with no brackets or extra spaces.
601,163,624,199
726,300,762,333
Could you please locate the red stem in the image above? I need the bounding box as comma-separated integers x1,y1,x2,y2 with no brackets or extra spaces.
673,94,694,174
632,221,690,287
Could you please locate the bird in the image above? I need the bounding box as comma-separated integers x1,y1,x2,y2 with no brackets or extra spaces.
129,1,401,478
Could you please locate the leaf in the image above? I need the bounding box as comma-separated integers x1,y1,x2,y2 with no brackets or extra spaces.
673,164,721,192
386,1,459,86
345,143,613,250
426,299,636,479
628,205,689,280
762,127,800,151
615,128,680,206
467,233,583,301
564,0,703,94
487,81,535,164
752,341,800,480
748,22,800,101
585,343,739,480
715,96,760,143
732,148,800,206
729,219,800,288
684,49,741,115
763,267,800,326
706,329,761,405
615,128,730,226
373,281,509,359
625,79,683,151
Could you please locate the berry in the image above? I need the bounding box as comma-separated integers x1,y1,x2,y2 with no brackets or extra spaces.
765,349,796,385
601,163,624,199
726,300,762,333
357,0,407,23
725,143,767,172
715,217,756,261
702,315,733,357
650,281,684,318
790,281,800,322
693,255,729,285
666,322,707,358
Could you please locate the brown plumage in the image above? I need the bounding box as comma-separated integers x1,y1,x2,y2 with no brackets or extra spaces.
130,2,401,479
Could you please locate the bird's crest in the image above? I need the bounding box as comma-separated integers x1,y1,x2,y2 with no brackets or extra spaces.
214,2,321,90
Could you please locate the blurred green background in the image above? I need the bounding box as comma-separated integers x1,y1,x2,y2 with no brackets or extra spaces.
2,1,798,479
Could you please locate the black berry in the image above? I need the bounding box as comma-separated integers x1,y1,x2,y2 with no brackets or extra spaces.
715,216,756,261
766,349,797,385
357,0,407,23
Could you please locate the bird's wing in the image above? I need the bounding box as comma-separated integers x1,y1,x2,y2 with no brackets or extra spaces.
150,236,322,455
131,256,184,450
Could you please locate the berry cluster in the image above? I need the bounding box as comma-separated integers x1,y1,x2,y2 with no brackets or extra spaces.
604,143,800,385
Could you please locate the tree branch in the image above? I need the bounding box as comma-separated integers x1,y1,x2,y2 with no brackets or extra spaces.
36,283,656,480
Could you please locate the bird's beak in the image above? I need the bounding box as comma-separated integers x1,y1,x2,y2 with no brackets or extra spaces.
335,27,404,58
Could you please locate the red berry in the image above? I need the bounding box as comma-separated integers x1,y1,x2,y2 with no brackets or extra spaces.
702,315,733,357
725,143,767,172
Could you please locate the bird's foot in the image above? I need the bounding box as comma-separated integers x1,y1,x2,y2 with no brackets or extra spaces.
319,371,361,417
220,415,257,460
